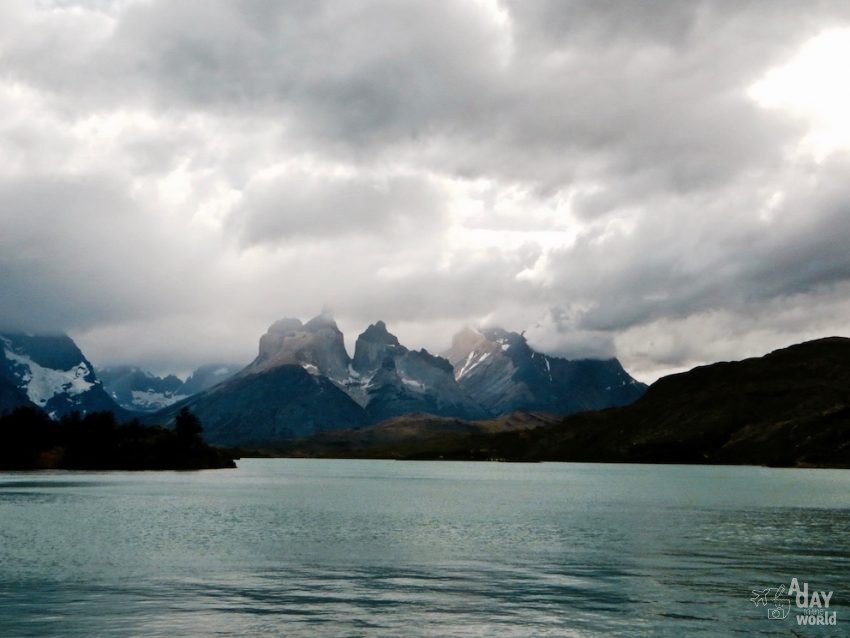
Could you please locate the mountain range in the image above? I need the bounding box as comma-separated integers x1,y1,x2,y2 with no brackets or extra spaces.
1,315,647,446
4,323,850,467
154,313,645,445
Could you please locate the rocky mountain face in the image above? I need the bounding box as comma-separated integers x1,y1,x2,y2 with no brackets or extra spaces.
444,327,647,415
349,321,489,421
0,333,124,418
98,363,240,412
158,314,645,446
245,313,351,381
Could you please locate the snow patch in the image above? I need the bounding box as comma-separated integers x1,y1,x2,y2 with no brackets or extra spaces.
3,348,95,407
455,350,491,380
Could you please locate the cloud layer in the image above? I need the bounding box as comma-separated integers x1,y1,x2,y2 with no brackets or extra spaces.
2,0,850,380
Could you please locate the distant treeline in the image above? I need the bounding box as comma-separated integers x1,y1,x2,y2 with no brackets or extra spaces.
0,407,236,470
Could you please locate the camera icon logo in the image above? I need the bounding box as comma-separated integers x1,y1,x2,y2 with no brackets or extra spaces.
752,585,790,620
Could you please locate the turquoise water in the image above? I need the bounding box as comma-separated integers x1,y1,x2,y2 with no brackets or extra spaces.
0,459,848,636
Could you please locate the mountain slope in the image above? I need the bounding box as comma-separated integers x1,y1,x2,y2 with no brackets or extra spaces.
444,327,646,415
0,333,124,418
160,365,370,446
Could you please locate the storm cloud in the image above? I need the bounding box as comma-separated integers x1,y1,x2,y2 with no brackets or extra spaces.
2,0,850,380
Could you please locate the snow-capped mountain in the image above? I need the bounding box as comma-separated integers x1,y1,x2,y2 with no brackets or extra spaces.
98,363,240,413
0,333,123,418
443,327,647,415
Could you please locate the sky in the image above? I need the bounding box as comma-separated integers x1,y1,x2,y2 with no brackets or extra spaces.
2,0,850,382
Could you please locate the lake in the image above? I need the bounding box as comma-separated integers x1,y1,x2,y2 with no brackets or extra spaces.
1,459,848,636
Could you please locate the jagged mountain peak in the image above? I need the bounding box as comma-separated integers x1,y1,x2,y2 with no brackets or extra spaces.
409,348,454,375
358,320,400,346
352,321,406,373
